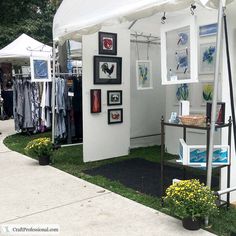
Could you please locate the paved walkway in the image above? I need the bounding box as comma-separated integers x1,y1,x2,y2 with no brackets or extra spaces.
0,120,214,236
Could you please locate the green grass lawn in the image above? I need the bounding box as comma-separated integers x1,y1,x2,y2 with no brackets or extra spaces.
4,132,236,236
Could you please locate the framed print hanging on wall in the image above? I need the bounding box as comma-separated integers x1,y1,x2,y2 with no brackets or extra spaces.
160,15,198,85
94,56,122,84
99,32,117,55
90,89,101,113
199,42,216,74
107,90,122,106
30,56,51,82
108,108,123,124
136,60,153,90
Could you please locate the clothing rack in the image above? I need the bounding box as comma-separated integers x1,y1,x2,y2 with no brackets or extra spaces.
52,72,82,147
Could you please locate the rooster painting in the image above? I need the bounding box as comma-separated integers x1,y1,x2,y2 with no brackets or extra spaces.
101,63,115,78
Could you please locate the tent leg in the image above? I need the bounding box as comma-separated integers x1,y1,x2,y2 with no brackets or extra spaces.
52,41,56,144
207,0,224,188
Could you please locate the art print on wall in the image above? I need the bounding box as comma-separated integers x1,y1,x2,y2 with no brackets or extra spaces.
90,89,101,113
99,32,117,55
206,102,225,124
94,56,122,84
107,90,122,106
201,82,213,105
108,108,123,124
30,56,51,82
161,15,198,85
199,23,217,37
176,83,189,101
136,60,153,90
199,42,216,74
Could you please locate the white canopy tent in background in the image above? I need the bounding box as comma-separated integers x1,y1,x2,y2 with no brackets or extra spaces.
0,33,52,66
52,0,235,197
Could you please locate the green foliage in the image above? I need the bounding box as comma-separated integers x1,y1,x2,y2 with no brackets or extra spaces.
25,137,53,158
164,179,218,220
0,0,62,48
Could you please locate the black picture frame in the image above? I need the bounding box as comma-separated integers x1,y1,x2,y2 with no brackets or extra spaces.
108,108,123,124
206,102,225,124
107,90,122,106
90,89,101,113
94,56,122,84
99,31,117,55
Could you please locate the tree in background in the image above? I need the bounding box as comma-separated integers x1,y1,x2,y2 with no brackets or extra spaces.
0,0,62,48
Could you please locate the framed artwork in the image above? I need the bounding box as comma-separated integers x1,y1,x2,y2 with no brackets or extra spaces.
201,82,213,105
206,102,225,124
30,56,51,82
199,42,216,74
176,84,189,101
199,23,217,37
136,60,153,90
99,31,117,55
90,89,101,113
94,56,122,84
161,15,198,85
108,108,123,124
179,139,229,166
107,90,122,106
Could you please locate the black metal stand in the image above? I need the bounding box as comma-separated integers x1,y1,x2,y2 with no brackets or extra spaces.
160,117,232,207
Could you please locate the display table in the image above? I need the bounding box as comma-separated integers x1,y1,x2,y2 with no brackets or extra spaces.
160,116,232,207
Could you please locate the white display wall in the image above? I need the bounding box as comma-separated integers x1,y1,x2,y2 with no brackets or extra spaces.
82,27,130,162
130,42,165,148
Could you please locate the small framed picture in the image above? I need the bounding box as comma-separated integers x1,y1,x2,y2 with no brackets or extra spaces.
199,23,217,37
30,56,51,82
108,108,123,124
199,42,216,74
90,89,101,113
94,56,122,84
201,82,213,105
136,60,153,90
99,31,117,55
107,90,122,106
206,102,225,124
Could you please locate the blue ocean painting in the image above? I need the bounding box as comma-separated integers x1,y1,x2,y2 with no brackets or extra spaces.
199,23,218,37
189,147,228,164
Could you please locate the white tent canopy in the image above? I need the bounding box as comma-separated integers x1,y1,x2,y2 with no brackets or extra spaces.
0,33,52,65
53,0,233,43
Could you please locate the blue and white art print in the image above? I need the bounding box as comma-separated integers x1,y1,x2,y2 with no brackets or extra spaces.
189,146,229,165
30,56,51,82
199,23,218,37
136,60,153,90
199,42,216,74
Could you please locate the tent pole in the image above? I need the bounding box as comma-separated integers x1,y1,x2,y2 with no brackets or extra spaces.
52,41,56,144
223,14,236,150
207,0,224,188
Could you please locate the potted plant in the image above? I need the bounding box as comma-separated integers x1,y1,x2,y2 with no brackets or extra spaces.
25,137,53,165
164,179,218,230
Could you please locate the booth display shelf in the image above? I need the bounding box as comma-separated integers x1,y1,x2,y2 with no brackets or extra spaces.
160,116,232,207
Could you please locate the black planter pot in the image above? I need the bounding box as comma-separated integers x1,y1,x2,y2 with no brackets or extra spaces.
182,217,201,230
38,156,50,165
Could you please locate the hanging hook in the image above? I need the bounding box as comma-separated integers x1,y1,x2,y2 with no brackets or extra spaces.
135,32,140,61
146,34,151,60
161,12,166,24
190,4,196,15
